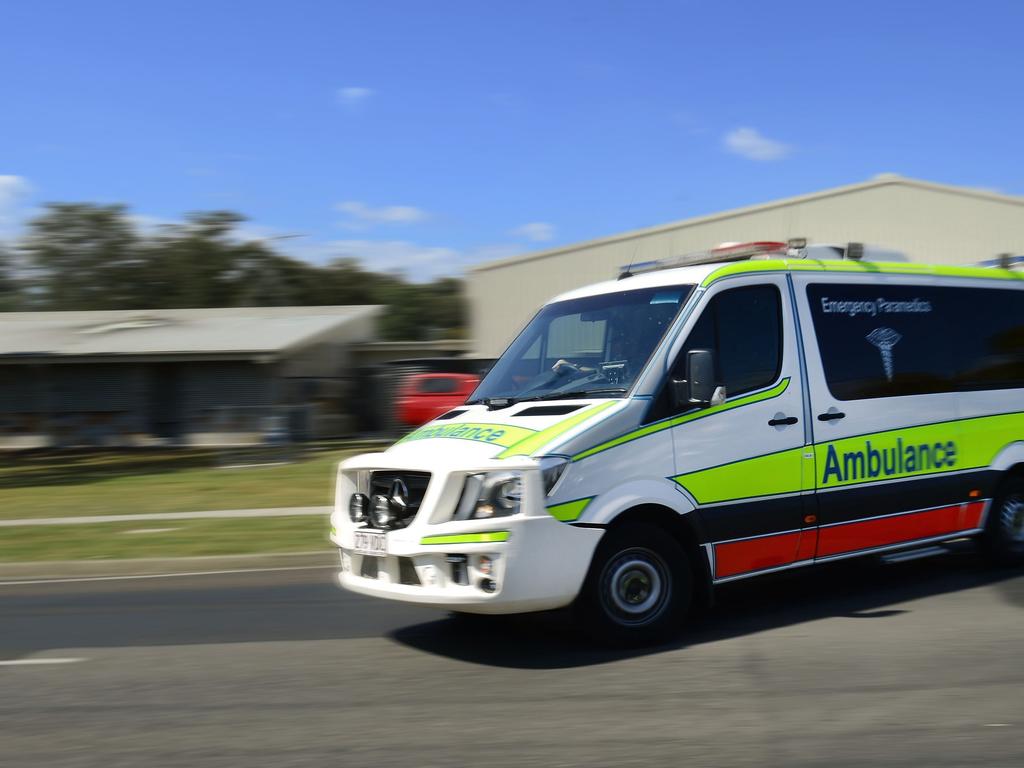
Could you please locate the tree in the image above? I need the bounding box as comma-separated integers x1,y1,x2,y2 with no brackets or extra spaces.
16,202,470,340
141,211,268,308
0,243,23,310
20,203,143,310
420,277,467,339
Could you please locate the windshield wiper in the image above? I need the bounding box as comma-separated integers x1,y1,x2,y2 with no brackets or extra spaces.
470,388,628,409
518,387,629,402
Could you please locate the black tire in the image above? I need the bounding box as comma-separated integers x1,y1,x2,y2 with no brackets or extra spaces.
575,522,692,646
981,475,1024,564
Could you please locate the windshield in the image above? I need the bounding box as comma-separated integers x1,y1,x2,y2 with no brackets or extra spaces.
469,284,693,404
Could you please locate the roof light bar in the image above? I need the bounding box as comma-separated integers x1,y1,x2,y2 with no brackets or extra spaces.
976,254,1024,271
619,241,788,278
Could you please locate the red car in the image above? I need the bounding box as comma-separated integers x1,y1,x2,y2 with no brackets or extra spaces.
397,373,479,427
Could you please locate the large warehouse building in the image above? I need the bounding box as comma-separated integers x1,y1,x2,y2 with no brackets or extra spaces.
467,174,1024,356
0,306,381,449
0,304,477,450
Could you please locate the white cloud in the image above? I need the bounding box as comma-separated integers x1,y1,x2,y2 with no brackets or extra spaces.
509,221,555,242
128,213,180,233
123,204,512,282
335,200,429,230
0,175,32,235
328,239,460,280
129,214,302,247
284,238,524,281
723,127,791,161
0,175,30,206
337,86,374,107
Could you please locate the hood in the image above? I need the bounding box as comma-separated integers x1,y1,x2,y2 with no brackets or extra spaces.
385,400,621,463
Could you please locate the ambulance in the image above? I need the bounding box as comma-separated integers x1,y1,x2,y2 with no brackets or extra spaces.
331,241,1024,643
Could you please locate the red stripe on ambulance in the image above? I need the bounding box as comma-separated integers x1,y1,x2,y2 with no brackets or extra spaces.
713,501,986,579
816,502,986,558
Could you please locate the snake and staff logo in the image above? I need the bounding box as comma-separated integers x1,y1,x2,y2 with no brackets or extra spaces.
866,327,902,381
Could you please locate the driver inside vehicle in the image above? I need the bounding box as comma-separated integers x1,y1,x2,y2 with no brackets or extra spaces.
469,285,691,405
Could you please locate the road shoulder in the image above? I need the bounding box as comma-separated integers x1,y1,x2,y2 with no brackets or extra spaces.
0,550,337,581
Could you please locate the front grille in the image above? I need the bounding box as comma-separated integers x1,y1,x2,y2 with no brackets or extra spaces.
360,556,379,579
398,557,421,586
367,471,431,530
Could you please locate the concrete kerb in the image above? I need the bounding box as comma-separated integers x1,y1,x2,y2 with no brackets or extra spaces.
0,506,333,527
0,550,339,581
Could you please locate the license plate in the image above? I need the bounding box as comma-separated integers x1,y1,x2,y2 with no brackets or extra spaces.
353,530,388,557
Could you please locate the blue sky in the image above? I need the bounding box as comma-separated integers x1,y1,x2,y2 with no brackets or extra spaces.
2,1,1022,279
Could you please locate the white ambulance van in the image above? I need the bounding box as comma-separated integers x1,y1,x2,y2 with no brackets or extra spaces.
331,242,1024,643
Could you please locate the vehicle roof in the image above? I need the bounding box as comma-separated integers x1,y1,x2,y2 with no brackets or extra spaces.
547,258,1023,304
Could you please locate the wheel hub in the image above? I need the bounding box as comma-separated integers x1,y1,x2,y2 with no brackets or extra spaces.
1001,494,1024,544
601,548,669,624
621,570,651,605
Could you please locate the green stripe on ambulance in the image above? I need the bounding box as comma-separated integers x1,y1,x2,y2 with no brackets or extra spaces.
498,401,619,459
816,411,1024,489
398,422,536,449
420,531,510,545
573,378,790,462
546,497,594,522
670,411,1024,505
701,258,1024,288
671,448,807,504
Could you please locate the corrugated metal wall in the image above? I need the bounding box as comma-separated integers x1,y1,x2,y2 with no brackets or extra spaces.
467,179,1024,356
0,361,277,442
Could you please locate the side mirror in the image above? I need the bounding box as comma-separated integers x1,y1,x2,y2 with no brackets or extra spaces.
670,349,725,410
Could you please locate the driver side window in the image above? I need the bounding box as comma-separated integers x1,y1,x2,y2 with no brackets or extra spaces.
650,283,782,420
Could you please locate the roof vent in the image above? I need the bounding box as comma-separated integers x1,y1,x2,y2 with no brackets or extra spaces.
514,404,585,417
79,315,171,335
434,409,467,421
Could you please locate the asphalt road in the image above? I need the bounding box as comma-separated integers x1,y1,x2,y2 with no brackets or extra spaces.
3,549,1024,767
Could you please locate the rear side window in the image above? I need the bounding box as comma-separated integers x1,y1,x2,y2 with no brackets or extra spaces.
955,287,1024,389
674,284,782,397
806,284,954,400
417,377,459,394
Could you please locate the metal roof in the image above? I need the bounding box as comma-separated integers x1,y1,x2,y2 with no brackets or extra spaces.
0,305,382,360
470,174,1024,275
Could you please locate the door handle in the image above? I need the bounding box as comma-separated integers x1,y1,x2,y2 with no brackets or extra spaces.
768,416,799,426
817,411,846,422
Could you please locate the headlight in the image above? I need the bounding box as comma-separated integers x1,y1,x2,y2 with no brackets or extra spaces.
369,494,392,528
349,493,369,523
454,471,523,520
538,456,570,496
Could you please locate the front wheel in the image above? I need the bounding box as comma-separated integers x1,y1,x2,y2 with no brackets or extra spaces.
982,476,1024,564
575,522,691,646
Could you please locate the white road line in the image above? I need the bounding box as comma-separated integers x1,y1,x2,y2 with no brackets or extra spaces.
0,658,86,666
0,506,332,527
121,528,183,535
0,564,337,587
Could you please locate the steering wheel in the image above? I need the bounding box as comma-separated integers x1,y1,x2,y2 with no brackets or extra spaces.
551,360,611,390
552,359,584,377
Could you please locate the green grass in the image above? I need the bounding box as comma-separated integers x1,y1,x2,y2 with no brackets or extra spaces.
0,442,387,520
0,515,332,562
